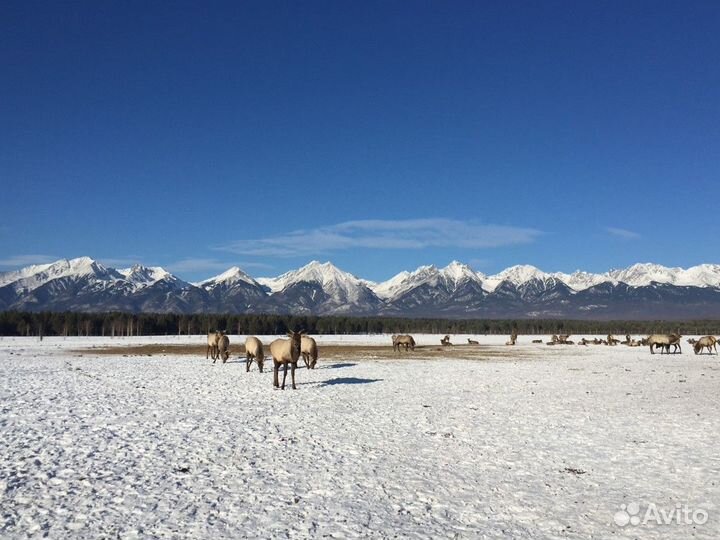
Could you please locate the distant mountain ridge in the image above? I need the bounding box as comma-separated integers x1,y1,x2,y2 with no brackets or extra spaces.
1,257,720,319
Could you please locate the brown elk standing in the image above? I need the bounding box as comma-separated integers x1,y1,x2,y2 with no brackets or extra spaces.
270,331,304,390
301,335,318,369
214,333,230,363
694,336,718,355
244,336,265,372
646,333,682,354
392,335,415,351
206,331,221,360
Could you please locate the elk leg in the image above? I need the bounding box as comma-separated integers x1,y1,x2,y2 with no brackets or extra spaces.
301,352,310,369
273,361,279,388
291,362,296,390
281,362,288,390
246,356,251,372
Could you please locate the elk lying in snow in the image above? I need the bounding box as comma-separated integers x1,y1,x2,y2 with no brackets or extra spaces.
392,334,416,351
301,335,318,369
270,331,304,390
646,333,682,354
441,335,452,346
215,333,230,363
206,331,222,360
244,336,264,372
606,334,621,346
468,338,479,345
694,336,718,355
548,334,572,345
532,339,543,344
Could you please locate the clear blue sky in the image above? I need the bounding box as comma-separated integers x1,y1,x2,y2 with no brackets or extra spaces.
1,1,719,282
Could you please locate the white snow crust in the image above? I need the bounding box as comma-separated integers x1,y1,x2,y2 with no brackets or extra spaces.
1,335,717,538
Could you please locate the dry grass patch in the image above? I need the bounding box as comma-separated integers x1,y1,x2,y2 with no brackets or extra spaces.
78,343,535,362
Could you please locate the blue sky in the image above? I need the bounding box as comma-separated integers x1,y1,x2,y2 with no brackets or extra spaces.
1,1,719,282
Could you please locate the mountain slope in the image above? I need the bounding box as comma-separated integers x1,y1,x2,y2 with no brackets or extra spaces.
259,261,384,315
195,267,268,313
1,257,720,318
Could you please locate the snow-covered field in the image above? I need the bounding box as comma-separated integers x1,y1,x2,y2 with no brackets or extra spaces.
1,335,718,539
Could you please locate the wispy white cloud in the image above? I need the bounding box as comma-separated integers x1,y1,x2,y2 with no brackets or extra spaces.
467,258,491,270
98,257,144,269
217,218,543,257
166,258,273,275
0,254,58,269
606,227,641,240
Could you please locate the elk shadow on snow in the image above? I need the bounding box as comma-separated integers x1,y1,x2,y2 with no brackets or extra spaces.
318,362,358,370
320,377,383,386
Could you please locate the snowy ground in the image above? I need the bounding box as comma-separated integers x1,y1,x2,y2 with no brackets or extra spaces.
1,335,718,539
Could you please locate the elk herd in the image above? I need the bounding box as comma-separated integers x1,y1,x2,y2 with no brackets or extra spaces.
205,329,718,391
389,332,719,355
206,330,319,390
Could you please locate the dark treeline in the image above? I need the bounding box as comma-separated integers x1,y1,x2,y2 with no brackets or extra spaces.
1,311,719,337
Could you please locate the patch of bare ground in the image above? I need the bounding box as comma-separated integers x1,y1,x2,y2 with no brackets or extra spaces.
76,343,532,361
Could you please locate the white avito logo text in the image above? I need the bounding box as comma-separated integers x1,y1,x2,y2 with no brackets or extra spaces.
614,502,708,527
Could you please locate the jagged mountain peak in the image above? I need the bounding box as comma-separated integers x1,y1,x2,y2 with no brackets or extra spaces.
491,264,548,284
49,256,108,276
608,263,685,287
0,257,120,292
553,270,612,291
604,262,720,288
196,266,259,288
120,264,176,286
258,260,365,293
371,261,484,299
442,261,483,281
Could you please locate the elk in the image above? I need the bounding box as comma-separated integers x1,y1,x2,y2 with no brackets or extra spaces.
506,329,518,346
301,335,318,369
215,333,230,363
646,333,682,354
467,338,479,345
549,334,570,345
440,335,452,346
392,334,416,351
206,331,221,360
694,336,718,355
244,336,264,372
269,331,304,390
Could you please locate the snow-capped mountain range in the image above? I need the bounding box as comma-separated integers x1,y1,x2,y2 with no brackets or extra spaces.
1,257,720,319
